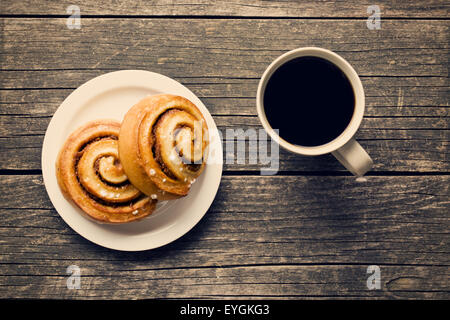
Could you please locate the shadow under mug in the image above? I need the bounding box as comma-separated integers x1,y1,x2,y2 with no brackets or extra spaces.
256,47,373,176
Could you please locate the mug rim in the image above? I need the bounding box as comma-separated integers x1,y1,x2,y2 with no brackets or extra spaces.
256,47,365,156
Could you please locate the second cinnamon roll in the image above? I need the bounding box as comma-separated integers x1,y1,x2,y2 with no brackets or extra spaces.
118,94,209,200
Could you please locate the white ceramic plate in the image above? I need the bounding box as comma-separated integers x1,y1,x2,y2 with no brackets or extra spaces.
42,70,223,251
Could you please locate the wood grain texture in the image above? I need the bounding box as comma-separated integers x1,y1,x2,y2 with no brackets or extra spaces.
0,114,448,172
0,175,449,299
1,0,449,18
1,19,448,77
0,74,448,109
0,3,448,300
0,18,448,172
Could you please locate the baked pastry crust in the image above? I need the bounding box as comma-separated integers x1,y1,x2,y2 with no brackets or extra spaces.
118,94,209,200
56,120,156,223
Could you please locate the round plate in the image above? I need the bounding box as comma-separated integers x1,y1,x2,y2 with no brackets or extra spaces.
41,70,223,251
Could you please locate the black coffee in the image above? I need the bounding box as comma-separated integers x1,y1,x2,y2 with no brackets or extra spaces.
263,56,355,147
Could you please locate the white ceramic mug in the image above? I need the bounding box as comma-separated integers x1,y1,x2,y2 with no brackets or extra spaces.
256,47,373,176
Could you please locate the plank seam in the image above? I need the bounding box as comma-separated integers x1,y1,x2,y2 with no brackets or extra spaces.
0,14,449,20
1,170,449,176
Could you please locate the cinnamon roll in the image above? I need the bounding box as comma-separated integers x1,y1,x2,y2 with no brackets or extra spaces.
118,94,209,200
56,120,156,223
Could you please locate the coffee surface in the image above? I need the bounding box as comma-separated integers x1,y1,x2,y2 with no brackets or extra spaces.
263,56,355,147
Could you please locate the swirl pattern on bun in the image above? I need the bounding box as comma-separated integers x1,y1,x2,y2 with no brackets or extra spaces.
56,120,156,223
119,94,209,200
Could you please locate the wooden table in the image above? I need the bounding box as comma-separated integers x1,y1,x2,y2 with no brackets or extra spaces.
0,1,448,300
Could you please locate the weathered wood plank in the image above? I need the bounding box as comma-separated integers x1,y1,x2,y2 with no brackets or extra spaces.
1,76,448,112
1,19,448,77
1,0,448,18
1,175,448,262
2,115,447,138
2,135,449,172
0,175,448,299
0,265,448,299
0,114,448,172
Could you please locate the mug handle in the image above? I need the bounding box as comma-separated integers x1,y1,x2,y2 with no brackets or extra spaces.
331,138,373,176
